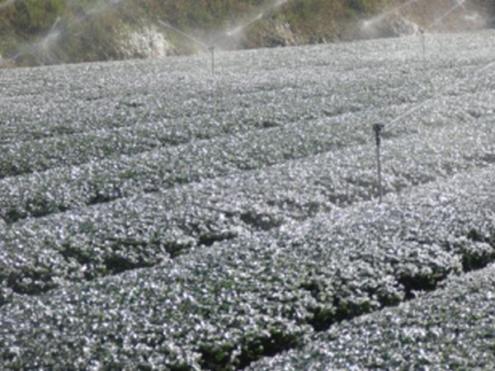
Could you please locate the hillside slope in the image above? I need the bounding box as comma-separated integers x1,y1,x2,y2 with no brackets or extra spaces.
0,0,493,66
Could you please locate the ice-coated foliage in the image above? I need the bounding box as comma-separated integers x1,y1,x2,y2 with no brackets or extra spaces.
2,167,495,368
249,265,495,370
1,30,495,369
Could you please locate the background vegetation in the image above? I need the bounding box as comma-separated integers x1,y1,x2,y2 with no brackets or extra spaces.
0,0,492,66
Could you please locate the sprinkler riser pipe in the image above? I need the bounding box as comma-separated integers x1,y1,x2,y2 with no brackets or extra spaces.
373,124,385,204
209,46,215,75
419,30,426,62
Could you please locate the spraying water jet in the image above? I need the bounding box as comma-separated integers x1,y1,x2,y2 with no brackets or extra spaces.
3,0,130,67
222,0,289,47
360,0,420,35
426,0,466,31
157,20,216,75
157,0,290,74
225,13,264,37
7,16,64,65
416,0,472,69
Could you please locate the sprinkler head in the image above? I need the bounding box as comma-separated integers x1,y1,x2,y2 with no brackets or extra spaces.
373,123,385,134
373,123,385,146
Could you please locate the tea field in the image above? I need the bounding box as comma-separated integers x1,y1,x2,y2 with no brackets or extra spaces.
1,30,495,369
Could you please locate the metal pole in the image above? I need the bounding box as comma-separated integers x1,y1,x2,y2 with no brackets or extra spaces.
209,46,215,76
419,29,426,65
373,123,384,203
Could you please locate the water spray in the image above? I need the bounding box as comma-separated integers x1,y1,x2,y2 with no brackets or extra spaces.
157,20,215,75
361,0,420,30
156,20,220,123
226,13,264,38
2,0,290,69
7,16,64,65
416,0,468,72
224,0,288,39
426,0,466,31
157,20,209,50
388,51,495,129
3,0,128,66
